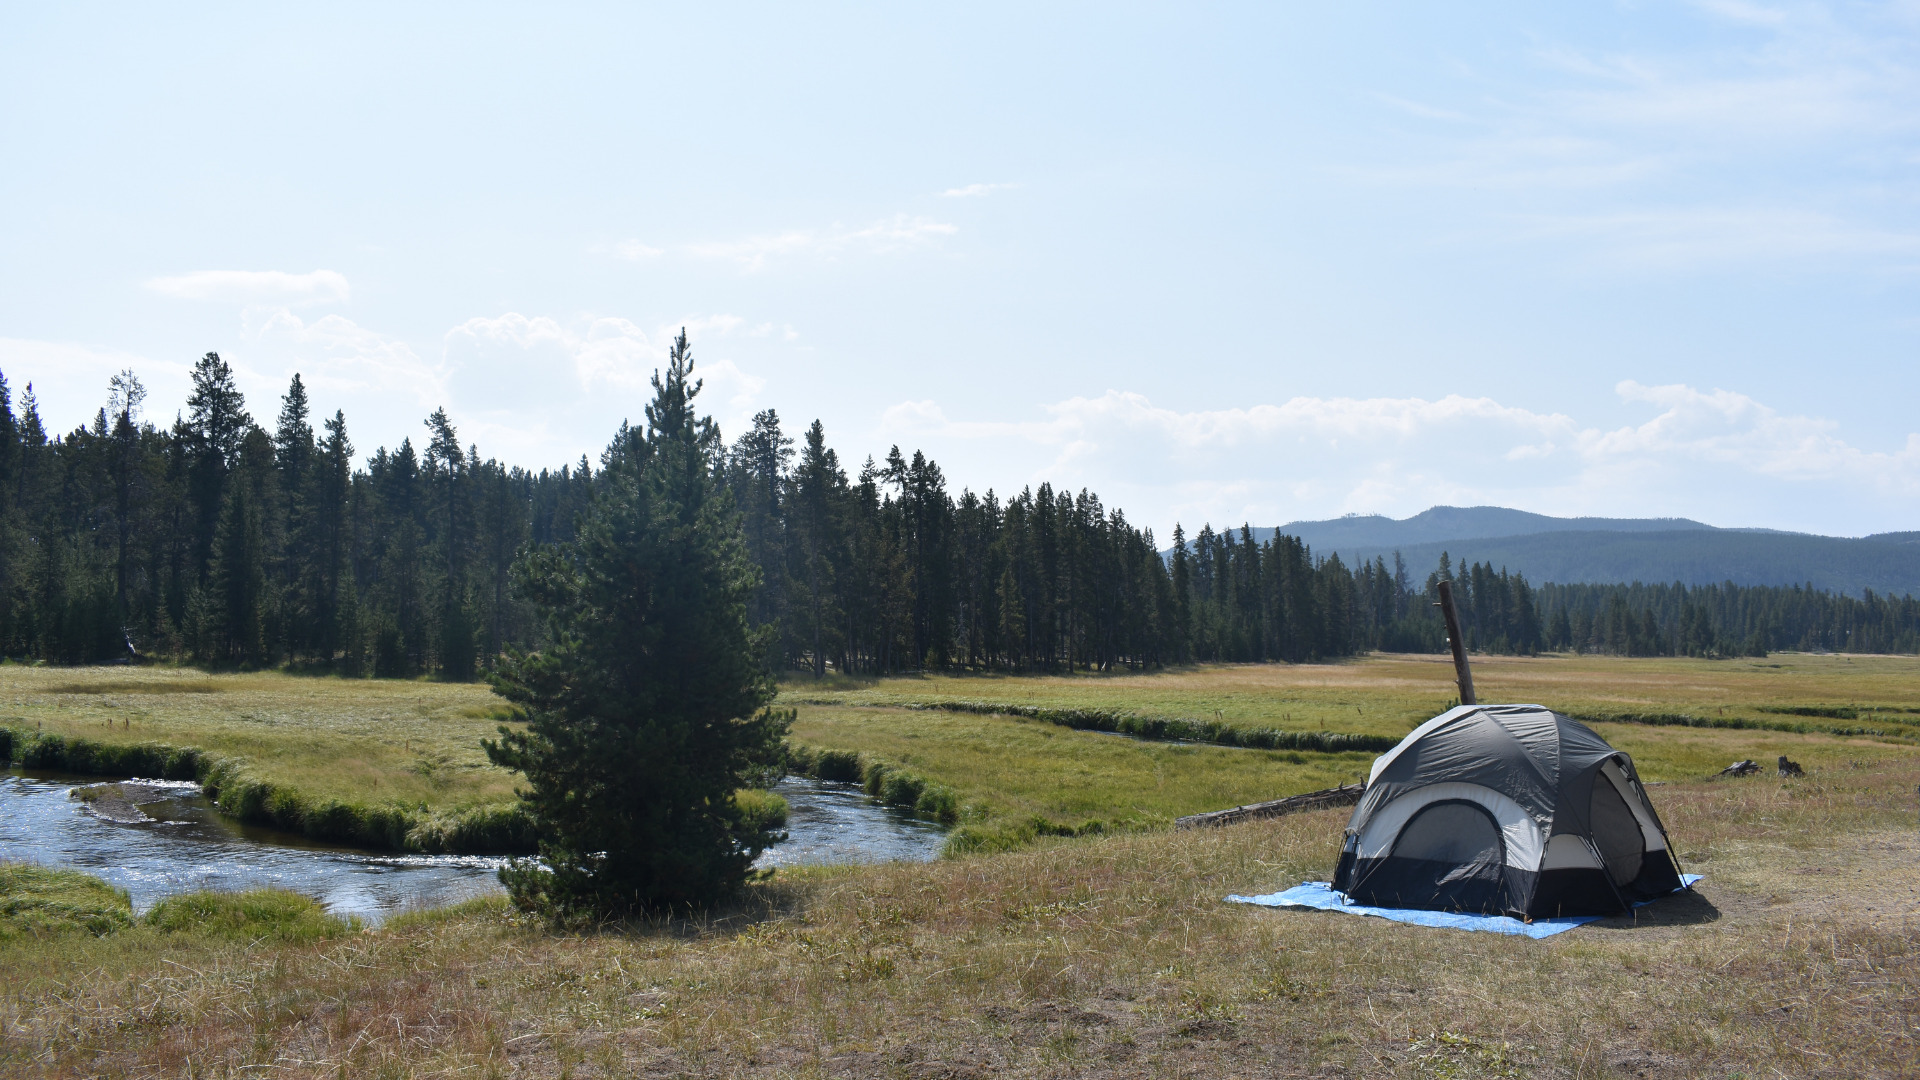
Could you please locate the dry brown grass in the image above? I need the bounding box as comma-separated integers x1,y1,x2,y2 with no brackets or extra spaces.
5,759,1916,1079
782,652,1920,739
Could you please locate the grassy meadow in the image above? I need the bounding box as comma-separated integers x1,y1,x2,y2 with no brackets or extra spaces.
0,665,525,850
2,653,1918,1075
777,652,1920,839
781,651,1920,736
789,705,1377,832
4,653,1920,853
0,665,515,809
2,755,1915,1078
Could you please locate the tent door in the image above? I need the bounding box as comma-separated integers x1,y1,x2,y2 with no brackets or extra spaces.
1377,799,1506,912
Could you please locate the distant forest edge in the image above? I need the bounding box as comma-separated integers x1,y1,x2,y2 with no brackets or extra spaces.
1242,506,1920,598
7,354,1920,673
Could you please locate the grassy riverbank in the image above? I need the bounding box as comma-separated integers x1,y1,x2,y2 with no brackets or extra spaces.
789,706,1377,843
0,665,527,851
8,655,1920,857
4,757,1915,1078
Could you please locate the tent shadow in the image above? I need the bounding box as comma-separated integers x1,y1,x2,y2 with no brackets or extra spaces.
1584,887,1721,930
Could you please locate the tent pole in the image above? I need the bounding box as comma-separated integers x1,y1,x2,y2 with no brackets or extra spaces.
1436,581,1476,707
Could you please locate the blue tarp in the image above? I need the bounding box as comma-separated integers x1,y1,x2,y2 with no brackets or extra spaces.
1225,875,1702,939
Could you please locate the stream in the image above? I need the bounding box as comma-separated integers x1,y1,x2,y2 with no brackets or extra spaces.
0,772,946,923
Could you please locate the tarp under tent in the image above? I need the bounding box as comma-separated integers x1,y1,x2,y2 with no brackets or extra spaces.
1331,704,1686,918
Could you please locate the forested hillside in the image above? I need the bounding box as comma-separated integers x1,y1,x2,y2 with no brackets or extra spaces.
6,355,1918,674
1258,508,1920,597
1262,506,1715,549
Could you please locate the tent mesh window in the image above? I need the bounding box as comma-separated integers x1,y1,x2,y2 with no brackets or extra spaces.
1588,775,1645,887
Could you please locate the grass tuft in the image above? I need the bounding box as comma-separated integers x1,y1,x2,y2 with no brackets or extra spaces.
0,863,133,939
143,889,360,942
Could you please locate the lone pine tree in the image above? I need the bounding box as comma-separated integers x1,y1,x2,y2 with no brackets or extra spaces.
484,330,789,915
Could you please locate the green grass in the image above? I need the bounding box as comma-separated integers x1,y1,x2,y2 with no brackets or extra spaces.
143,889,359,942
0,862,133,939
778,654,1920,851
0,664,519,810
790,706,1375,837
0,665,530,852
2,862,357,944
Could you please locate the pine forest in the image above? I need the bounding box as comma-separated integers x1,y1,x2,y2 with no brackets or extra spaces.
8,354,1920,675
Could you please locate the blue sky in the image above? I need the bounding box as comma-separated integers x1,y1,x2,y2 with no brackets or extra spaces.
4,2,1918,537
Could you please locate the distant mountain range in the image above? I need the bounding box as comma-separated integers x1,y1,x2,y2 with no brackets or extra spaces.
1184,506,1920,597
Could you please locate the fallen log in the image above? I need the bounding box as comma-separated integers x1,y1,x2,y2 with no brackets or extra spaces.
1174,783,1365,830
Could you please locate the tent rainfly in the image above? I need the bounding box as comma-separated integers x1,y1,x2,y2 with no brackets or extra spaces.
1332,704,1684,918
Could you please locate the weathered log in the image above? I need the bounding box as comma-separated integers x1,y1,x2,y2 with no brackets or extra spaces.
1720,759,1761,777
1174,783,1365,830
1436,581,1476,707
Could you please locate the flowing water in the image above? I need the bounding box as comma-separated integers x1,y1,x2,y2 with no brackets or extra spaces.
0,772,946,923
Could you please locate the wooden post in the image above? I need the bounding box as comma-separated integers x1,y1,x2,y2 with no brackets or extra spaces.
1436,580,1476,707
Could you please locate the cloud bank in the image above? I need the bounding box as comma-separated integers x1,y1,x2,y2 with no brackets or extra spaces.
880,381,1920,536
146,269,351,304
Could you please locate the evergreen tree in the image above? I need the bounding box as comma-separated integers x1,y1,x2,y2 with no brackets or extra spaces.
203,482,266,665
315,410,355,665
184,353,251,585
425,408,476,679
728,409,792,669
485,330,789,915
274,375,316,656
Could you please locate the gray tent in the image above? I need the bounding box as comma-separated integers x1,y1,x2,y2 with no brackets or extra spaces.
1332,704,1684,917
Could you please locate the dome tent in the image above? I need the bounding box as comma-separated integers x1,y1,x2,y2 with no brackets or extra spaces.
1332,704,1684,918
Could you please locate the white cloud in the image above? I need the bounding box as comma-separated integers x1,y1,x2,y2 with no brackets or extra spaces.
1351,3,1920,272
145,269,351,304
444,312,765,410
250,309,445,406
602,240,663,261
1586,380,1920,491
878,382,1920,534
1512,205,1920,267
940,182,1019,198
687,214,958,270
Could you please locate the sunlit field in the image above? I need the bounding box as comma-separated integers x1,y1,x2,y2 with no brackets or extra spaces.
3,654,1918,1075
0,665,515,810
777,653,1920,839
6,654,1919,854
779,652,1920,738
4,757,1915,1078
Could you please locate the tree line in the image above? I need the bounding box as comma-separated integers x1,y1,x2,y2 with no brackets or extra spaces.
4,355,1917,673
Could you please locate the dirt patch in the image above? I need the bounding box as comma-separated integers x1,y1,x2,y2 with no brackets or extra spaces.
1604,1049,1686,1078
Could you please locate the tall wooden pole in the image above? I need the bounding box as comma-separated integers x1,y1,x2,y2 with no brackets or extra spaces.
1436,580,1476,707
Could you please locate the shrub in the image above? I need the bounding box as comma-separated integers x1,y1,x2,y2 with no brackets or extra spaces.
732,788,791,837
878,770,926,809
913,784,959,824
813,749,864,783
